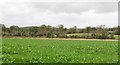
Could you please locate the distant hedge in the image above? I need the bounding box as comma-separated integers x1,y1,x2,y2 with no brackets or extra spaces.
1,24,119,39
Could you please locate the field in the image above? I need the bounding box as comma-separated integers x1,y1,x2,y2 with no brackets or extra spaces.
66,33,119,40
2,38,118,63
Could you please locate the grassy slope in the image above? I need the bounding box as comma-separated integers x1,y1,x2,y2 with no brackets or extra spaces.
2,38,118,63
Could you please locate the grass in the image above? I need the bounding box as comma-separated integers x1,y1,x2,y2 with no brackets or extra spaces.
2,38,118,63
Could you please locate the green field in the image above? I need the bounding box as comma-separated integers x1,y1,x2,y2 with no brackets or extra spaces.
2,38,118,63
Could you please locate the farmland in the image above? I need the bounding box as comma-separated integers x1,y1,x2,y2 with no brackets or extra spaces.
2,38,118,63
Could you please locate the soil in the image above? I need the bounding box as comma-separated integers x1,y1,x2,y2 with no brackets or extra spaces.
2,36,118,41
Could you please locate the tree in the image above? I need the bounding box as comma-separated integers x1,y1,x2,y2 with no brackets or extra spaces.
95,25,109,39
0,24,6,36
9,25,19,36
1,24,117,39
56,24,65,37
84,26,91,33
66,26,77,34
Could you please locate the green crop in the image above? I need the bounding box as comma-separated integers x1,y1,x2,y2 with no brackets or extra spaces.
2,38,118,63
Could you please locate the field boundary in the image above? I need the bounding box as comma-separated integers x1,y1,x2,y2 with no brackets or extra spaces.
2,36,118,41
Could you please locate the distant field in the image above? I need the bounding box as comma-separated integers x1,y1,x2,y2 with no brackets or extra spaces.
114,35,119,39
66,33,119,39
2,38,118,63
66,33,91,36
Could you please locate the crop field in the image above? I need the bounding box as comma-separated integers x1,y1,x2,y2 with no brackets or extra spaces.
2,38,118,63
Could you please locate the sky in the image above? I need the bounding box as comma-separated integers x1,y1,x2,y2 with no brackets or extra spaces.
0,0,119,28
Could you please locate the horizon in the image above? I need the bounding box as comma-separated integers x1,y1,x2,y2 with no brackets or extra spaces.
1,24,118,28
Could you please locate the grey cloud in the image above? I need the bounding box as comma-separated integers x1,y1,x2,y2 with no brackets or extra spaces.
1,2,118,28
32,2,117,14
95,2,117,13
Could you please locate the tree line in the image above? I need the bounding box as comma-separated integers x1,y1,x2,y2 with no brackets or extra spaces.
1,24,119,39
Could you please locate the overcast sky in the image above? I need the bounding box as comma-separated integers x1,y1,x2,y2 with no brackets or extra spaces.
0,0,118,28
